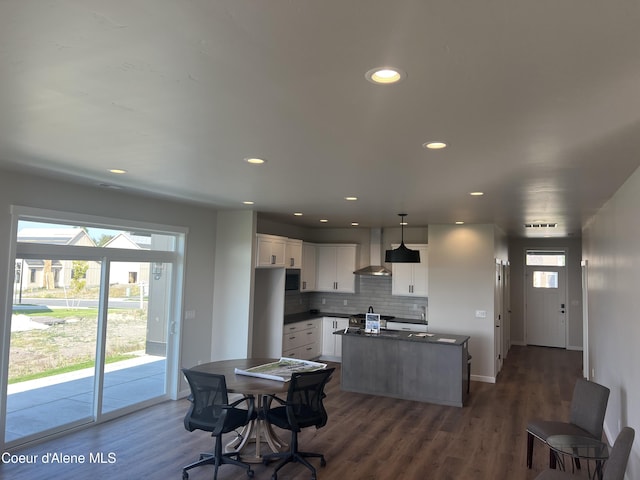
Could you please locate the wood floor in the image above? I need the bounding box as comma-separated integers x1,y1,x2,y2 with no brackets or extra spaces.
1,345,597,480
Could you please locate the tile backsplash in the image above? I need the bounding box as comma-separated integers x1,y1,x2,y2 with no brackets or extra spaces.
284,275,427,320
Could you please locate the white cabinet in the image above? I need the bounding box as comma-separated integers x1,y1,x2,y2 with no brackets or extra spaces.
386,321,428,333
391,244,429,296
285,239,303,268
256,234,287,267
282,319,321,360
316,244,357,293
321,316,349,361
301,243,317,292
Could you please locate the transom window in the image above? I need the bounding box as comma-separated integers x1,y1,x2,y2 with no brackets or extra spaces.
526,250,566,267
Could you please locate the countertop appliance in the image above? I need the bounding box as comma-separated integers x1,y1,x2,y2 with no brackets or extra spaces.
284,268,301,294
349,313,395,329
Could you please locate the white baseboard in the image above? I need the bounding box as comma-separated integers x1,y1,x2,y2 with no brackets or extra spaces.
471,374,495,384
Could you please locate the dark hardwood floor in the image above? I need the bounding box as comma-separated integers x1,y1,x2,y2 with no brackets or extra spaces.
1,345,595,480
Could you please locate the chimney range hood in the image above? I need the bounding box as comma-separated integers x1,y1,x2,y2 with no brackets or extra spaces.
353,228,392,276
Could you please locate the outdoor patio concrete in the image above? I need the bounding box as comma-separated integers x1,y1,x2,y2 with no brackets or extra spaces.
4,356,166,443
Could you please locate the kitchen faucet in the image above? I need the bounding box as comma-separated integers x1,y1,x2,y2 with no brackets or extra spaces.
368,306,374,313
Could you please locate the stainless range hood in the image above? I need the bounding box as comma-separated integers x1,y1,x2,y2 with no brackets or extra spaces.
353,228,392,276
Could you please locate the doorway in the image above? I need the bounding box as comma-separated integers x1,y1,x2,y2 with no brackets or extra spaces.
2,211,184,449
525,250,567,348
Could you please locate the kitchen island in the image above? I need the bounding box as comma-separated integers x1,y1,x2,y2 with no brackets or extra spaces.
336,329,470,407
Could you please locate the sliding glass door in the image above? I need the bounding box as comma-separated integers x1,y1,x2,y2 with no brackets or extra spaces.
6,257,102,442
101,261,170,415
3,211,184,448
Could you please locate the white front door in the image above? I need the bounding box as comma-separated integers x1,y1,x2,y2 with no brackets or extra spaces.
526,265,567,348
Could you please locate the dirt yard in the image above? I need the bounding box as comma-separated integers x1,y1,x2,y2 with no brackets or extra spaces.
9,308,147,380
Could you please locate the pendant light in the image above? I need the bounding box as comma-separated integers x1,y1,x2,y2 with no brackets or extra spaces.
385,213,421,263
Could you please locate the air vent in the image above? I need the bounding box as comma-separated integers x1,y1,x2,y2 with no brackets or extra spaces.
524,223,557,228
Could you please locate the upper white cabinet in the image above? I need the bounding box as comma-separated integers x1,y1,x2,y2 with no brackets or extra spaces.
301,242,317,292
316,244,357,293
391,244,428,296
256,234,287,267
285,238,303,268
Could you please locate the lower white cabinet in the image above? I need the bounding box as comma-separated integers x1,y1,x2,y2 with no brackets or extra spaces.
321,316,349,361
386,321,428,333
282,319,321,360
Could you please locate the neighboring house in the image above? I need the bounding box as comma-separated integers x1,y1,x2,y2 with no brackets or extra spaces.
15,228,99,291
102,232,150,285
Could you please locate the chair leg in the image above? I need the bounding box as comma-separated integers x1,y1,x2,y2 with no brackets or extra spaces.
182,435,253,480
263,431,325,480
527,432,534,469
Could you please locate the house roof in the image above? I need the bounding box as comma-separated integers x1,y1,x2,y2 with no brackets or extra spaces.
17,228,93,246
1,1,639,237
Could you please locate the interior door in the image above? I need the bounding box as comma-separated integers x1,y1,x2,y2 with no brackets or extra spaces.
526,265,567,348
494,262,503,374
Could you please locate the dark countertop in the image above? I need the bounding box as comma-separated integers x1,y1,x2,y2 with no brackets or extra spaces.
334,328,469,346
284,311,427,325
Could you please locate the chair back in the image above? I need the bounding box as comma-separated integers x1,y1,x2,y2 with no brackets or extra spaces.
182,368,230,433
285,367,334,431
604,427,635,480
569,378,610,438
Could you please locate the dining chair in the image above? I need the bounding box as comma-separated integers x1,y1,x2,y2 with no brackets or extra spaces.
262,367,335,480
181,368,256,480
527,378,610,469
535,427,635,480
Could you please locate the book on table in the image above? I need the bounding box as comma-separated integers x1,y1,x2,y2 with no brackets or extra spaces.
234,357,327,382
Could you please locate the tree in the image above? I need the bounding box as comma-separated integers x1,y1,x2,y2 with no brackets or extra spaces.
96,234,114,247
69,260,89,307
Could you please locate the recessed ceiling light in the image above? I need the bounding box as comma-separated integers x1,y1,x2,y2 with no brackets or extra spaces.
244,157,266,165
423,142,447,150
469,192,484,196
320,219,329,223
293,212,303,216
344,196,358,201
109,168,127,174
365,67,406,85
242,201,255,205
351,222,359,226
455,221,465,225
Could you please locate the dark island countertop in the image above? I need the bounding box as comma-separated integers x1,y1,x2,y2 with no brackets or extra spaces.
283,311,427,326
334,328,469,346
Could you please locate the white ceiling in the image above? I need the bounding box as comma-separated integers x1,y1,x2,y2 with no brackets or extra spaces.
1,1,640,237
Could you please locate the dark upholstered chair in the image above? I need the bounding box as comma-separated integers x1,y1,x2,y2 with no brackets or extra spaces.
527,378,610,470
181,368,256,480
535,427,634,480
262,367,335,480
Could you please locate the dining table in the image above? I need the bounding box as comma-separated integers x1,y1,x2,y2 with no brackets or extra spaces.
190,358,291,463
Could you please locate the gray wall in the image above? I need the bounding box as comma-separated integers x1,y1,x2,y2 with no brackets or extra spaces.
583,165,640,477
428,224,508,382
